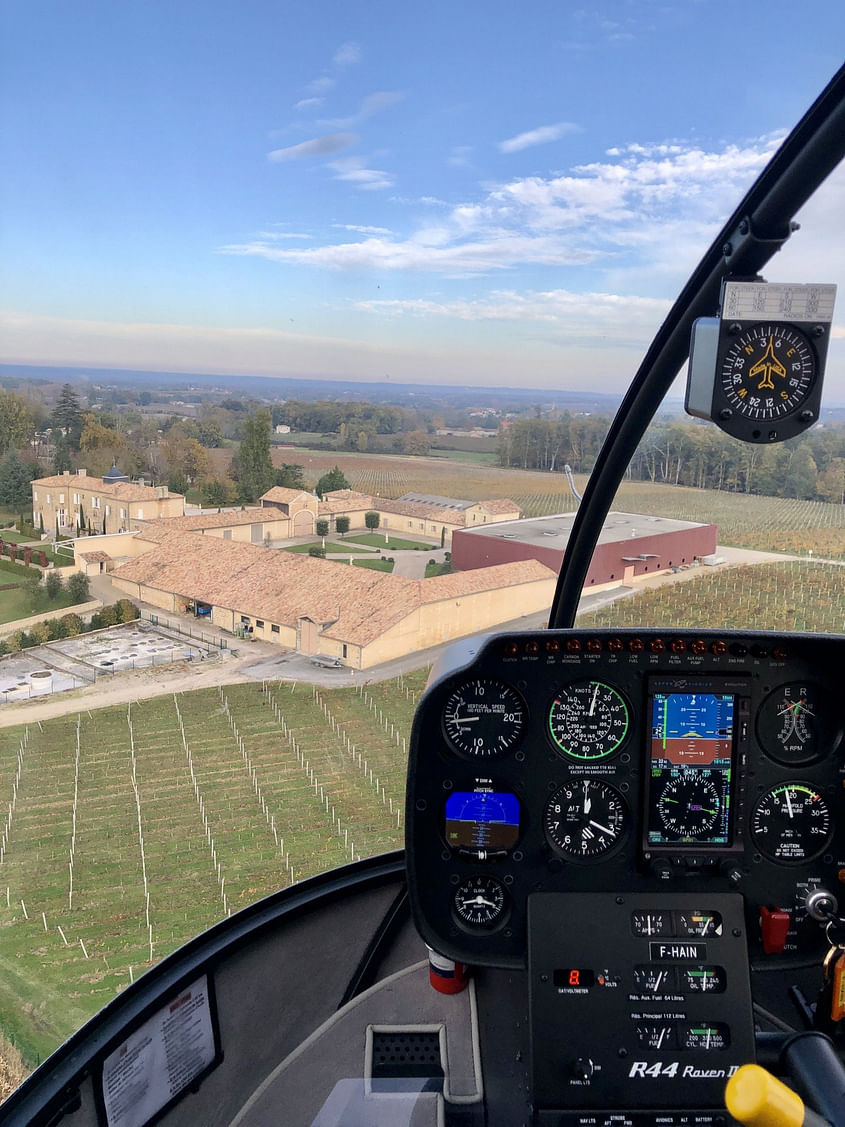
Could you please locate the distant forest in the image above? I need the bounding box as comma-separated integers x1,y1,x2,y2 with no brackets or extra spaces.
498,415,845,503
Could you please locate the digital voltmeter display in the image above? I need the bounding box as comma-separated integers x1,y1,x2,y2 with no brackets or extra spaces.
646,692,735,847
444,788,521,852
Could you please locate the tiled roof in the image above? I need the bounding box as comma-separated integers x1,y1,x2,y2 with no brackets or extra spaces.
475,498,521,515
318,495,375,515
78,551,111,563
113,531,555,648
34,474,180,502
371,497,469,524
145,510,283,531
259,487,315,504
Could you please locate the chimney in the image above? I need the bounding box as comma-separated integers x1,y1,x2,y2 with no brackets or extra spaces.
78,469,87,477
158,486,167,498
63,470,70,476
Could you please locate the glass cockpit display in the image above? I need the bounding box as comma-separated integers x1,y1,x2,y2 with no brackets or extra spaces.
646,689,736,847
444,782,521,854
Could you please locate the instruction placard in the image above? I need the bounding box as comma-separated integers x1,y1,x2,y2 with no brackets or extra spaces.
101,975,218,1127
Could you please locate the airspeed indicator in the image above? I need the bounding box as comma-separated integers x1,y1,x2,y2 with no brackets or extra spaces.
548,680,629,760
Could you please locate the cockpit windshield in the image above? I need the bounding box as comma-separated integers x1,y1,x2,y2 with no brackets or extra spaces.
1,3,845,1110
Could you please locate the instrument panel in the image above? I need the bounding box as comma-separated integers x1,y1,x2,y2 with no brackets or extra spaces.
405,628,845,969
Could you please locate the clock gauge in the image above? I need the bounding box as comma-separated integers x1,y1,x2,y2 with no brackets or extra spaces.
720,322,816,422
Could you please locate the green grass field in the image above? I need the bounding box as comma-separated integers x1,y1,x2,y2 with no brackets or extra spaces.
283,541,371,554
352,558,394,572
345,533,433,550
0,670,429,1063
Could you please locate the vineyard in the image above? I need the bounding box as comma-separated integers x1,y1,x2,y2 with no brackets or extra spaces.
0,669,428,1064
579,560,845,634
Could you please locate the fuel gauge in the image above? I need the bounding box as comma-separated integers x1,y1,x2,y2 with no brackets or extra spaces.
633,966,676,993
636,1022,676,1051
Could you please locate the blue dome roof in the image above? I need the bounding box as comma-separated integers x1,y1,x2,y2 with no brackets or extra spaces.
102,463,129,484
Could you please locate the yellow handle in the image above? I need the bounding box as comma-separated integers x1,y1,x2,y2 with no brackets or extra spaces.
726,1064,805,1127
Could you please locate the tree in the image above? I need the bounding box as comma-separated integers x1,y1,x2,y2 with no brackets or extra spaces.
365,510,380,530
80,414,124,474
59,613,83,636
202,477,237,506
0,390,34,456
0,452,38,522
275,463,306,490
168,470,190,496
52,433,73,475
45,571,63,600
238,409,275,502
53,384,83,446
336,515,350,537
403,429,430,456
66,571,91,604
316,519,329,537
194,418,224,447
315,466,349,499
308,546,326,558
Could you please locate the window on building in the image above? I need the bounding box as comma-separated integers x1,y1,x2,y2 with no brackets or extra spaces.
105,505,110,516
342,644,348,658
120,508,126,519
59,493,65,503
32,490,38,502
92,497,101,509
271,624,280,634
73,493,79,504
46,494,51,504
240,616,250,625
256,620,264,629
223,529,232,540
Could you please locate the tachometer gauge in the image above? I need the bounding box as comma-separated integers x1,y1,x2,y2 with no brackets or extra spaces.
544,780,628,860
757,683,840,766
443,680,526,758
750,784,833,864
452,876,507,928
548,680,629,760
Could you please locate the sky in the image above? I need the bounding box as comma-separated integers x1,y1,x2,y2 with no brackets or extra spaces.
1,0,844,395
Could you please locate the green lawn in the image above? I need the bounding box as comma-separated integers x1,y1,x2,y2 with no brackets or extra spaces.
345,533,433,550
352,559,395,572
424,561,453,578
283,541,371,554
0,584,80,625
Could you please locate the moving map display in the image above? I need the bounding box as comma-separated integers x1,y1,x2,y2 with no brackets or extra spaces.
647,692,735,847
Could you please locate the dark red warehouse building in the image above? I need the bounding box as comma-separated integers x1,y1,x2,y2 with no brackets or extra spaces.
451,511,718,590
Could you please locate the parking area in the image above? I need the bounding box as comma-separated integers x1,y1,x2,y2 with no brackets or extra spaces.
0,621,218,704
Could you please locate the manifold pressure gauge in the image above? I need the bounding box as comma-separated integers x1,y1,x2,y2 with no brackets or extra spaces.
686,281,836,444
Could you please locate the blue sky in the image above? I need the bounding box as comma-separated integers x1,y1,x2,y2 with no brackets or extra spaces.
1,1,844,392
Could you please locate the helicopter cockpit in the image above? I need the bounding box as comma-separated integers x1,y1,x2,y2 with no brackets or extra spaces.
3,55,845,1127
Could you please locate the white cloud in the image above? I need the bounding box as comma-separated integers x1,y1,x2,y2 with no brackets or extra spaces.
305,75,335,96
320,90,405,129
334,223,394,235
498,122,581,154
257,230,312,240
267,132,358,162
327,156,395,191
350,289,669,336
294,97,323,111
333,41,362,66
449,146,473,168
219,231,598,273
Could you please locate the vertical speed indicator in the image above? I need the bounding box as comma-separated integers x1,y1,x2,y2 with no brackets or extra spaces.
442,680,526,758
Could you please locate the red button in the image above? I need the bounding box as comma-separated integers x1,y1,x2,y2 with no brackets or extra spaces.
760,906,791,954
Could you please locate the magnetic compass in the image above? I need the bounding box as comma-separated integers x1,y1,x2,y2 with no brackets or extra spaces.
685,281,836,444
720,322,816,423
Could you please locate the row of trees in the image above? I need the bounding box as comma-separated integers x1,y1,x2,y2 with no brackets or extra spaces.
498,414,845,502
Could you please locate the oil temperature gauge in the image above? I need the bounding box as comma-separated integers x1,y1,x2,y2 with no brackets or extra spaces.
680,965,727,994
452,876,507,928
